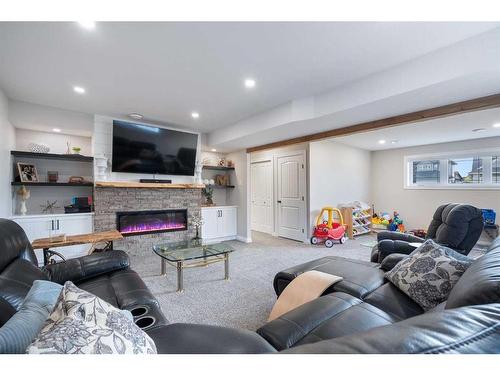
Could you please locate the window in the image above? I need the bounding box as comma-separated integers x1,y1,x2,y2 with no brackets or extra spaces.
412,160,440,184
405,149,500,189
493,156,500,184
448,157,482,184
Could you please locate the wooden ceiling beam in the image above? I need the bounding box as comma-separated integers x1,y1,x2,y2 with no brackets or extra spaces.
246,93,500,153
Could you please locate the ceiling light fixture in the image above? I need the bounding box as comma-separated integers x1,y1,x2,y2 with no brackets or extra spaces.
191,112,200,119
390,140,398,144
472,128,486,132
52,128,61,133
211,148,217,152
77,21,96,30
73,86,86,94
378,139,386,144
244,78,256,88
493,123,500,128
128,113,144,120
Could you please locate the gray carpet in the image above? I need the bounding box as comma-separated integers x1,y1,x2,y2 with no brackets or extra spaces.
130,231,373,330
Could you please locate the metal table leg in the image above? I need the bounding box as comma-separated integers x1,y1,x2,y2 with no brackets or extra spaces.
161,258,167,276
177,261,184,292
224,253,230,280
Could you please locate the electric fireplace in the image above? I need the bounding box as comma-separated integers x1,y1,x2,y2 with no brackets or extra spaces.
116,209,187,236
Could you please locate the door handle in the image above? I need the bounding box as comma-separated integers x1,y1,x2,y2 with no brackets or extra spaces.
277,200,282,204
57,220,60,230
51,220,54,231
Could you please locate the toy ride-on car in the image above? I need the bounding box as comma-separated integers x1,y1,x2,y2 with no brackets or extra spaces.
311,207,347,247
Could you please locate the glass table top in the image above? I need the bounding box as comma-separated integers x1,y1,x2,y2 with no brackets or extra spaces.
152,239,235,262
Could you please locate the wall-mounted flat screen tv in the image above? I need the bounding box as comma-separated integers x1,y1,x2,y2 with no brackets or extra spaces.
112,120,198,176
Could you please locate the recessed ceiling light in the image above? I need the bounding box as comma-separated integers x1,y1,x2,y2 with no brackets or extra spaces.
77,21,96,30
73,86,85,94
472,128,486,132
211,148,217,152
493,123,500,128
378,139,386,144
128,113,144,120
191,112,200,119
390,140,398,144
244,78,256,88
52,128,61,133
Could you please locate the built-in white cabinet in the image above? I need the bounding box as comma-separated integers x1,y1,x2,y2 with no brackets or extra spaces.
201,206,237,243
11,213,94,265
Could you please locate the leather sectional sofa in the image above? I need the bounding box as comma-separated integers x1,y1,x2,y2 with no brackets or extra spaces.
1,218,500,353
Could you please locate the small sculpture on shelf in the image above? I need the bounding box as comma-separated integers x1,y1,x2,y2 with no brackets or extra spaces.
40,200,60,214
218,157,226,167
17,185,30,216
215,174,230,186
201,185,214,206
47,171,59,183
227,160,234,168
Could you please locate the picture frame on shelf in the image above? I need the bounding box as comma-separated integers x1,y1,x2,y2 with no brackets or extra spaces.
17,162,39,183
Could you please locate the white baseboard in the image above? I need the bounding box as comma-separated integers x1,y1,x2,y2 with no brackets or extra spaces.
202,235,237,244
236,235,252,243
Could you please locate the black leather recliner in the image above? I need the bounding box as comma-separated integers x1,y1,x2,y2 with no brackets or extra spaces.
0,219,167,330
371,203,484,262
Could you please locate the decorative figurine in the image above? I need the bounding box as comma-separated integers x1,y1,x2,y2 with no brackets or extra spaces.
40,200,60,214
17,185,30,216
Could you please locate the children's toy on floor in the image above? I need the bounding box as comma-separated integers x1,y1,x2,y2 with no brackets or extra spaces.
311,207,347,247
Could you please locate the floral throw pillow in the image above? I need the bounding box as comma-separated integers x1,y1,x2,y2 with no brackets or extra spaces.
384,240,473,311
27,282,157,354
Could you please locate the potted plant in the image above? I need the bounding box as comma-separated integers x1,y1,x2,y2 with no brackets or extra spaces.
201,185,214,206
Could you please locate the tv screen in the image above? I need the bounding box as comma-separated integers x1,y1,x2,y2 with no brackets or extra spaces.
112,120,198,176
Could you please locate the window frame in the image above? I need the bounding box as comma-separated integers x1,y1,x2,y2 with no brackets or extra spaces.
404,148,500,190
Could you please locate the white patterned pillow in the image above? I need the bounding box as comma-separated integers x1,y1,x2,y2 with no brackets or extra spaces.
385,240,473,311
27,282,157,354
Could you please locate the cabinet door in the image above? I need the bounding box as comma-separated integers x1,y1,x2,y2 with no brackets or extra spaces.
201,209,218,239
53,215,94,259
220,207,237,237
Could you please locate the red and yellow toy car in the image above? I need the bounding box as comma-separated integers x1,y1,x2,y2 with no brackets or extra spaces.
311,207,347,247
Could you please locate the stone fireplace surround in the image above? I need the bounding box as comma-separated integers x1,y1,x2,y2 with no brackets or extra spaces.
93,183,202,264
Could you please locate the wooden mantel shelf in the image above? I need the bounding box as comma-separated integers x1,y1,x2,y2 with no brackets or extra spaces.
95,181,205,189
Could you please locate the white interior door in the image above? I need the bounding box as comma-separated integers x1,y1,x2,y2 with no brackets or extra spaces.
251,161,273,234
277,153,306,241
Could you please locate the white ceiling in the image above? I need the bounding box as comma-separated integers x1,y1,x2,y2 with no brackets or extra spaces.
0,22,498,134
332,107,500,151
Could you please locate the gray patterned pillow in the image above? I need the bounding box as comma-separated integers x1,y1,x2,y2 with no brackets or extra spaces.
27,282,157,354
385,240,473,311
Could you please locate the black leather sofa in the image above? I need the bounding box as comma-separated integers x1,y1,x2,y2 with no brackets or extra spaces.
371,203,484,262
0,219,167,331
1,218,500,354
153,236,500,354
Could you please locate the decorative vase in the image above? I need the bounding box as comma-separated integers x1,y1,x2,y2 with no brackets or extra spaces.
20,201,27,216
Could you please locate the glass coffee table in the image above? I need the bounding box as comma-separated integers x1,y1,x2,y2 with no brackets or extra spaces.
152,239,235,292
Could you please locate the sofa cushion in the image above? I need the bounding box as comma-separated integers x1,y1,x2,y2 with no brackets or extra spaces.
446,243,500,309
0,258,49,310
27,282,157,354
257,292,396,350
364,283,423,320
281,303,500,354
274,256,385,299
385,240,472,310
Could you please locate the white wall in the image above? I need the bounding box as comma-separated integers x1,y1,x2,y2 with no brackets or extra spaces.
8,99,93,137
371,136,500,229
0,89,16,218
93,115,201,183
15,129,92,156
309,140,371,232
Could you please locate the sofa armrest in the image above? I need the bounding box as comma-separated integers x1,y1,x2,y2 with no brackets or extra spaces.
377,231,425,243
146,323,277,354
379,253,408,271
43,250,130,284
377,239,419,262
